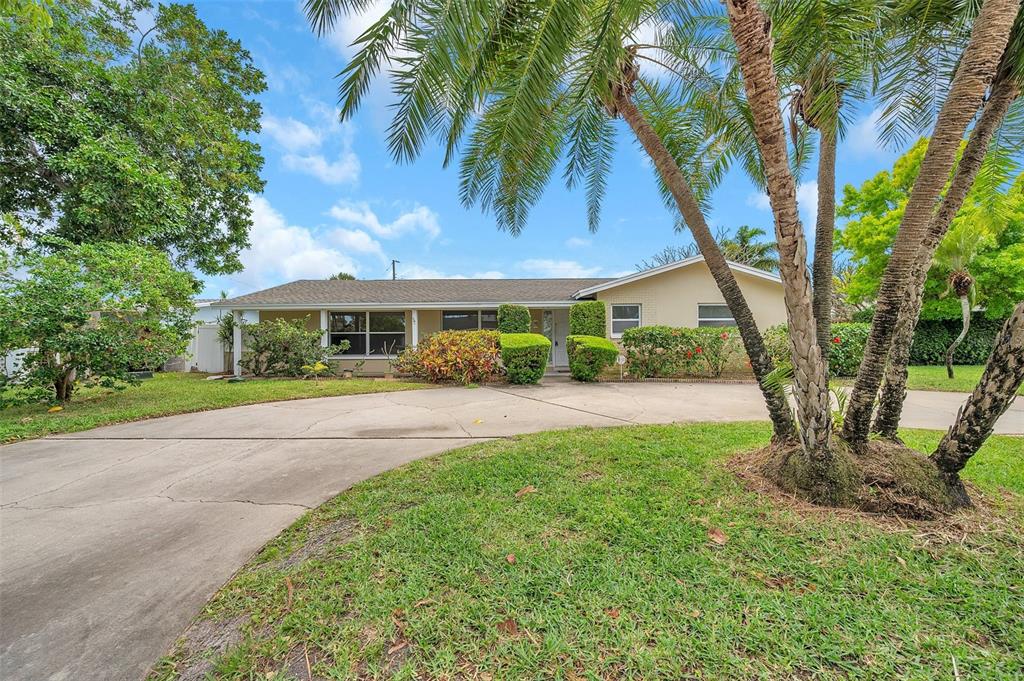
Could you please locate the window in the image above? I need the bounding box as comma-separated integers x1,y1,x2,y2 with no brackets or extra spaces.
697,304,735,327
610,304,641,337
442,309,499,331
329,311,406,355
442,310,478,331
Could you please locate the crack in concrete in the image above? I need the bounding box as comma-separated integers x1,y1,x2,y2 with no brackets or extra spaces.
481,386,634,424
3,493,311,512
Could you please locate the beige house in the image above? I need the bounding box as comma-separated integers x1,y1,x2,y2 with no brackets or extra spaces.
214,256,787,375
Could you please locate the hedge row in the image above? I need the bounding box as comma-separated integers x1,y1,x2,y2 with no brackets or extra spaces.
569,301,606,337
620,326,744,378
566,335,618,381
500,333,551,384
909,316,1004,365
763,322,870,377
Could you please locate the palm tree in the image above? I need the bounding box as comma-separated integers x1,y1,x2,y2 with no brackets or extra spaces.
303,0,798,444
873,8,1024,438
841,0,1019,446
932,222,991,378
719,225,779,271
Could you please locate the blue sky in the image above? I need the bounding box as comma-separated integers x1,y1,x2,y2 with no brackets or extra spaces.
183,1,903,298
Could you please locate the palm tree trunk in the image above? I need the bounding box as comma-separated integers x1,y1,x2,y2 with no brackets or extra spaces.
610,81,797,444
842,0,1018,447
872,75,1019,439
946,295,972,378
725,0,832,460
931,301,1024,506
813,130,837,365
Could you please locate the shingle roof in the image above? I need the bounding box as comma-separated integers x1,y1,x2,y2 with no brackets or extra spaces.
216,278,613,307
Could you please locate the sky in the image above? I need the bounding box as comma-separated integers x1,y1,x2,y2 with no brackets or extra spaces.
181,1,904,298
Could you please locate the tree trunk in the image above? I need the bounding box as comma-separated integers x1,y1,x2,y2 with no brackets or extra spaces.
873,75,1020,439
813,130,837,366
610,79,798,444
725,0,832,460
842,0,1018,446
54,370,75,403
931,302,1024,506
946,295,972,379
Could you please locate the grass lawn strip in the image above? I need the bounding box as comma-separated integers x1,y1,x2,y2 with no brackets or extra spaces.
151,423,1024,680
0,373,431,443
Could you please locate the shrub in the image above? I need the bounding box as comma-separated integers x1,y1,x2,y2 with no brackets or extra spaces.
497,304,531,333
569,301,606,337
500,333,551,384
394,330,500,384
566,335,618,381
909,314,1004,365
620,326,744,378
763,322,870,376
240,317,347,377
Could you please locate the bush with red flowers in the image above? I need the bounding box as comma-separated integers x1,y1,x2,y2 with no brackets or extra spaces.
620,326,743,378
763,322,870,376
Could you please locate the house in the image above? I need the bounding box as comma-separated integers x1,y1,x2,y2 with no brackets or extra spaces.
212,256,787,375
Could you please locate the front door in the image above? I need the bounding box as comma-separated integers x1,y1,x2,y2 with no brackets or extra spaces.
543,309,570,367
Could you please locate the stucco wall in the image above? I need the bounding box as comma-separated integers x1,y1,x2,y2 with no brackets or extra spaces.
595,262,786,334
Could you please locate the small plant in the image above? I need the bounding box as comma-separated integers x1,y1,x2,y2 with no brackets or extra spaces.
301,361,332,384
497,304,531,333
352,359,366,378
238,317,348,377
395,330,501,384
566,335,618,381
569,301,606,337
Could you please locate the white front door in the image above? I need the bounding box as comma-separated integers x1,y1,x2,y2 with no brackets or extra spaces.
544,309,569,367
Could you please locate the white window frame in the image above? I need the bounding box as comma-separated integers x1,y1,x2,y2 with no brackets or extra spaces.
329,310,407,358
610,304,641,338
697,303,736,327
441,309,499,331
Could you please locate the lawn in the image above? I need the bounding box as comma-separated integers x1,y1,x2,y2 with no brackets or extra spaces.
0,373,430,443
901,365,1024,395
152,424,1024,680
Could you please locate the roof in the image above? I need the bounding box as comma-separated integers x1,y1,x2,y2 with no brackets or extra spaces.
216,278,613,308
572,255,781,297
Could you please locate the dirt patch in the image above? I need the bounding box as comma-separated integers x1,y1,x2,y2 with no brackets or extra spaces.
729,439,997,522
277,517,359,568
280,643,333,681
165,615,247,681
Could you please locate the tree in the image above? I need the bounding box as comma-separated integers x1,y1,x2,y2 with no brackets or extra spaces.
329,271,356,280
932,222,991,378
0,242,197,403
638,225,778,271
0,0,266,275
305,0,799,444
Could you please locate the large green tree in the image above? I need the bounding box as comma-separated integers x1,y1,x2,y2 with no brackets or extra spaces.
0,0,266,275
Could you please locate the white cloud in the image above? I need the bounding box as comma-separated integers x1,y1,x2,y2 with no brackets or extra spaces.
517,259,602,278
323,0,391,57
283,152,361,185
235,196,360,289
565,237,592,249
746,191,772,211
262,115,321,152
329,201,441,239
846,108,888,159
328,228,385,259
473,270,506,279
392,264,506,279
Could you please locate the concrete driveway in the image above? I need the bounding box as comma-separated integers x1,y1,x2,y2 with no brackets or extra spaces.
1,382,1020,680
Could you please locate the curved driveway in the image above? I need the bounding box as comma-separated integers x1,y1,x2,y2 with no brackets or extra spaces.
2,381,1021,680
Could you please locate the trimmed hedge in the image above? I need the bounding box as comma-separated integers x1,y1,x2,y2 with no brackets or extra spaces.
569,301,606,337
497,304,531,333
763,322,870,377
566,335,618,381
909,315,1004,365
500,333,551,384
620,326,743,378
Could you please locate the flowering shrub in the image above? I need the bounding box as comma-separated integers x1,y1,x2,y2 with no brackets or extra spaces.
763,322,870,376
499,333,551,384
566,335,618,381
240,318,347,377
395,330,500,384
620,326,743,378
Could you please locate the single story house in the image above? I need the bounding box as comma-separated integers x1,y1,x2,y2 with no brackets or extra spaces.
212,255,787,375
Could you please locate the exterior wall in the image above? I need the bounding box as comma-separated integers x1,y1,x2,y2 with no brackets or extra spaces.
595,262,786,334
417,309,442,339
259,309,320,332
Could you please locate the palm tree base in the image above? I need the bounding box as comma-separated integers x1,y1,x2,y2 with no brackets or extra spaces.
742,438,973,519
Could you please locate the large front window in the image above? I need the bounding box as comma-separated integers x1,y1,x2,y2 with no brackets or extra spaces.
610,304,641,337
329,311,406,355
442,309,499,331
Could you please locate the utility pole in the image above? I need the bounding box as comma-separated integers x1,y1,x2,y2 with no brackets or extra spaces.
390,259,400,280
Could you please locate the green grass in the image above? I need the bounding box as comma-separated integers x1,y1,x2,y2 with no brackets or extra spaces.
902,365,1024,395
0,373,430,443
153,424,1024,680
